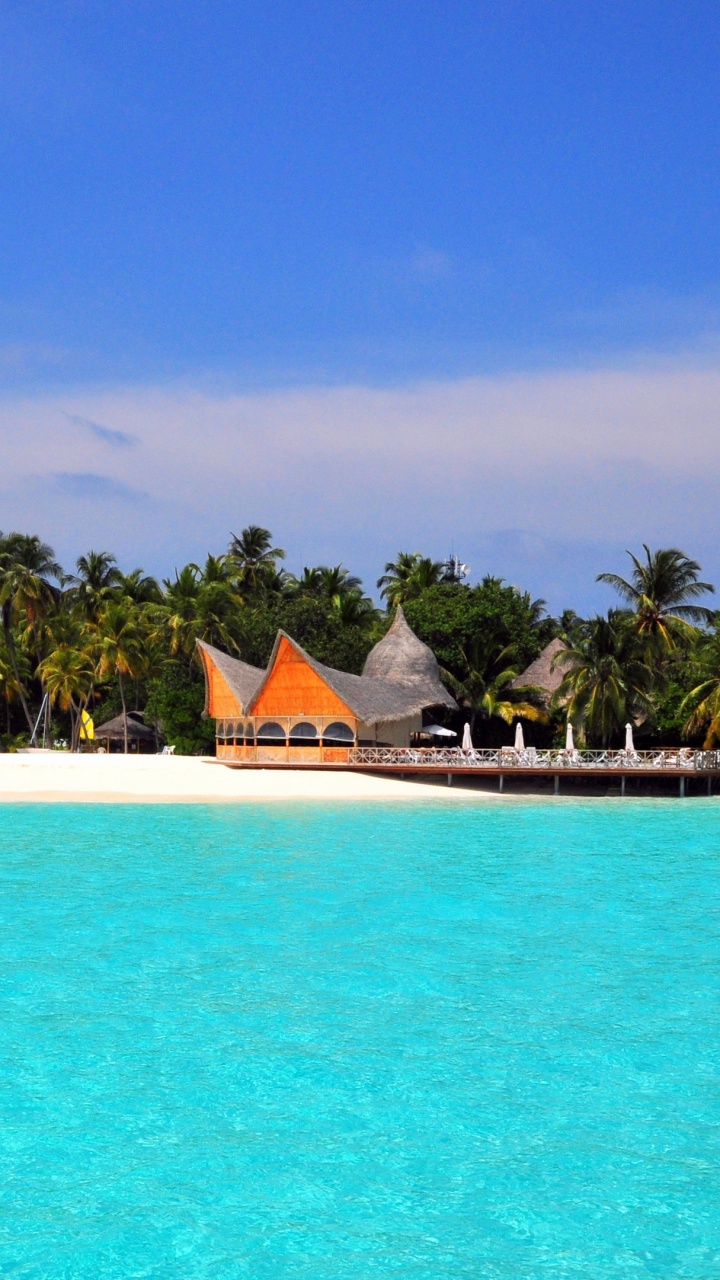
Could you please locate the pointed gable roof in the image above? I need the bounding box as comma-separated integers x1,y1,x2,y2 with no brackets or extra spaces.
196,640,265,716
248,629,457,725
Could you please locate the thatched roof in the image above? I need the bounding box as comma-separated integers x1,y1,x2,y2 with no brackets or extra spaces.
196,640,265,716
362,606,456,709
94,711,158,742
510,638,569,705
248,628,457,726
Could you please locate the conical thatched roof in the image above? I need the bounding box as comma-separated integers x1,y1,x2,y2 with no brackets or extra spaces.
362,607,455,710
510,638,569,706
94,711,158,742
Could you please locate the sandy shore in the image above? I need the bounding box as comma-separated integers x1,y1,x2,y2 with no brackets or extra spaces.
0,752,488,803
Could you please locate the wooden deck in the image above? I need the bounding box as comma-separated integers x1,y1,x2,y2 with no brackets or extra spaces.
215,746,720,795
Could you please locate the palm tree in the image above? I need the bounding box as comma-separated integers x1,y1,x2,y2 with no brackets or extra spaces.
681,680,720,748
194,580,245,652
552,613,654,746
200,553,234,585
116,568,162,605
556,609,590,646
66,551,122,621
228,526,286,597
332,590,380,629
597,546,715,654
0,636,27,735
444,636,548,738
160,565,201,658
37,643,95,751
680,630,720,747
319,565,363,599
0,532,63,732
289,566,324,596
159,562,244,658
94,603,144,753
377,552,446,606
290,563,363,599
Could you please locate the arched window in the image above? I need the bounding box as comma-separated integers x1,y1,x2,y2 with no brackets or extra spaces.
217,720,229,740
257,721,286,743
243,722,255,746
232,722,244,745
289,722,318,746
322,721,354,746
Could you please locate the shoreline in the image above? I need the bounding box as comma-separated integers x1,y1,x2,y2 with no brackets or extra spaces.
0,753,489,803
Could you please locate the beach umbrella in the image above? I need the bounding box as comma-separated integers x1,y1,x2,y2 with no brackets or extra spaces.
462,722,473,750
625,723,635,753
514,721,524,751
565,721,574,751
424,724,457,738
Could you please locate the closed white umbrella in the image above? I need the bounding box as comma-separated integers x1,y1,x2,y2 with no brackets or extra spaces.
462,722,473,750
514,721,524,751
625,723,635,753
565,722,574,751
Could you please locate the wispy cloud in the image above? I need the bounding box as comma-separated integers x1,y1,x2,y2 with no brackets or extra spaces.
65,413,139,448
1,355,720,610
52,472,146,501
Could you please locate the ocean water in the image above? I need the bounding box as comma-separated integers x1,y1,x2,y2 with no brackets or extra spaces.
0,800,718,1278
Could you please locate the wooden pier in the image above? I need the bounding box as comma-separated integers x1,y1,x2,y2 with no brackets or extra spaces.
217,746,720,797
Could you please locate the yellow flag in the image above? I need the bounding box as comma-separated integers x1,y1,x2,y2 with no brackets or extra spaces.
80,710,94,741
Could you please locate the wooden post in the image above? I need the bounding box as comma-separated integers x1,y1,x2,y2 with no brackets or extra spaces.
447,773,453,786
680,776,686,798
554,775,559,796
499,774,504,793
621,775,626,797
708,777,713,797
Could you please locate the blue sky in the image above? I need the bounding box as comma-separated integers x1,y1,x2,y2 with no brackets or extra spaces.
2,2,720,610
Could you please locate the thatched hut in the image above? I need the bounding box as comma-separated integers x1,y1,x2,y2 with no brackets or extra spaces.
198,607,457,764
511,638,569,707
93,710,159,753
361,606,456,708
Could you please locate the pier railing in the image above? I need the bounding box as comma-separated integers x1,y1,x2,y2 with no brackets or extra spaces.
349,747,720,772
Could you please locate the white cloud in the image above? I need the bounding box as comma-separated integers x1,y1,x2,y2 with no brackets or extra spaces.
1,358,719,607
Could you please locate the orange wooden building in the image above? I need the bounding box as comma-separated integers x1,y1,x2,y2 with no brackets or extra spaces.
198,607,457,764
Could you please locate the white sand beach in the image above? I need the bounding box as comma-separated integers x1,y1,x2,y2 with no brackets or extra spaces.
0,752,487,803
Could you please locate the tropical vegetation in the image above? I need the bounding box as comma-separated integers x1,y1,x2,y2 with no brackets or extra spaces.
0,530,717,753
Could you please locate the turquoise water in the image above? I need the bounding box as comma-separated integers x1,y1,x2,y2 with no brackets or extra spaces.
0,801,718,1278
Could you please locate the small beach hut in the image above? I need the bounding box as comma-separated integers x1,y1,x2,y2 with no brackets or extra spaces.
511,638,569,707
92,711,159,754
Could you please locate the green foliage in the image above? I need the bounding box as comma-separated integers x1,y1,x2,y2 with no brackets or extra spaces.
598,544,715,655
552,612,654,746
404,581,546,677
653,679,693,745
145,661,216,756
1,526,718,755
377,552,449,605
238,596,380,673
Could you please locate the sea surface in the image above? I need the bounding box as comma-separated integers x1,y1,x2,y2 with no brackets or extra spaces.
0,800,718,1278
